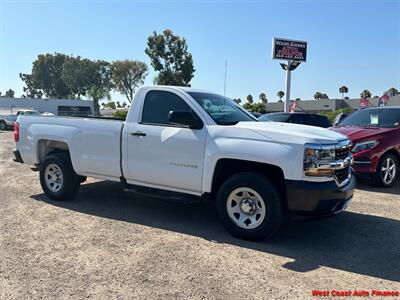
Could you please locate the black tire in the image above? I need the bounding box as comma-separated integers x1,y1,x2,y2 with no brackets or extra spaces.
0,121,6,131
216,172,283,241
372,153,398,187
39,152,80,201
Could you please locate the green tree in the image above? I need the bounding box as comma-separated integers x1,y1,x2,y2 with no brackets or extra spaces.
360,89,371,98
242,102,253,111
61,56,92,99
233,98,241,104
246,94,253,104
111,60,148,103
145,29,195,86
388,87,399,96
259,92,268,103
252,102,267,114
321,93,329,100
20,53,72,98
339,85,348,99
86,60,113,115
314,92,324,100
277,90,284,101
104,101,116,109
19,73,43,98
5,89,15,97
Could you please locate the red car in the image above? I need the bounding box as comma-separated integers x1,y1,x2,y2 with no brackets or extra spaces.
331,107,400,187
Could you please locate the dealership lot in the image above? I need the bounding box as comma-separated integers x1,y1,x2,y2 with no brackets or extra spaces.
0,130,399,299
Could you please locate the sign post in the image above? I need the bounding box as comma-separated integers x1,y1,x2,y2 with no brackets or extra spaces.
272,38,307,112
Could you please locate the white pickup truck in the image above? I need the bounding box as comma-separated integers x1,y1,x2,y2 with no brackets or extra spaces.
14,86,355,240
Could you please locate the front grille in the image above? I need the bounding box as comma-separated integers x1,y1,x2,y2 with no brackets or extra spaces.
335,167,350,184
336,146,350,160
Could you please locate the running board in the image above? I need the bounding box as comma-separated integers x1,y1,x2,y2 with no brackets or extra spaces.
123,184,202,204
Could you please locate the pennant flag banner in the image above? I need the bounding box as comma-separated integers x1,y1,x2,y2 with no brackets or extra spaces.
359,98,369,109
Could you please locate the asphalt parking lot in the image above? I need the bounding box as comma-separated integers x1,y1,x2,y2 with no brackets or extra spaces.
0,130,399,299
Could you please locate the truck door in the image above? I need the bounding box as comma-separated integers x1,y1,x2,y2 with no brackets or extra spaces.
125,90,207,194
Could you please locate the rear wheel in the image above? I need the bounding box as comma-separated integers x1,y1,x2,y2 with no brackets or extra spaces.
0,121,6,130
216,172,283,241
372,154,398,187
40,152,80,200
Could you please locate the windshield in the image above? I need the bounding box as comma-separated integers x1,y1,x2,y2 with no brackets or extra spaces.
188,92,256,125
258,113,290,122
340,108,400,128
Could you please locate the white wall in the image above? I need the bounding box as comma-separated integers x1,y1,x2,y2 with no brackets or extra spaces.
0,97,94,115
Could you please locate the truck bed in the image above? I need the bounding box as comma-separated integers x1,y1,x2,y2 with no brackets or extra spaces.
17,115,125,181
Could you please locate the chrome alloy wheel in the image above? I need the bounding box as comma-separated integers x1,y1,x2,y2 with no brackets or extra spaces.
226,187,266,229
44,163,64,192
381,157,397,185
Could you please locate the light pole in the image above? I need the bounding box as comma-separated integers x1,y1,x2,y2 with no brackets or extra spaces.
284,60,292,113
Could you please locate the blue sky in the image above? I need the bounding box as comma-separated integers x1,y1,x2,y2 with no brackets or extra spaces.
0,0,399,102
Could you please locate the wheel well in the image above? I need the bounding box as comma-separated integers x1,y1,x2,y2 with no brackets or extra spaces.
382,149,400,164
37,139,70,165
208,158,286,202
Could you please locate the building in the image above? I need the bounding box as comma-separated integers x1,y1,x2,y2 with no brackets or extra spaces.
266,96,400,113
0,97,94,116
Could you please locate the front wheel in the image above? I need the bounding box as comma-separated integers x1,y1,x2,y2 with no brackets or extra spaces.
216,172,283,241
372,154,398,187
39,152,80,201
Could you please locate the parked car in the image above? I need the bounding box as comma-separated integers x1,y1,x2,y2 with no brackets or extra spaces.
331,107,400,187
333,112,349,126
258,112,332,128
0,109,40,130
13,86,355,240
249,111,262,118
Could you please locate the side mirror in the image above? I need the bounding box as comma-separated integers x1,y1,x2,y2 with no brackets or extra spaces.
168,111,203,129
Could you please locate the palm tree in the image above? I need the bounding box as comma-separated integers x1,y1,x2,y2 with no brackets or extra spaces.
339,86,348,99
246,94,253,104
259,92,268,103
277,91,284,101
233,98,241,104
360,89,371,99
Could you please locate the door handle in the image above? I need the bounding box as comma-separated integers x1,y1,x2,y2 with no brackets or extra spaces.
130,131,146,137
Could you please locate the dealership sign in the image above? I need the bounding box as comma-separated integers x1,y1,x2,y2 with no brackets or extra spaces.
272,38,307,62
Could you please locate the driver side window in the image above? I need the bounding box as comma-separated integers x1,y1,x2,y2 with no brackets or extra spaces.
141,90,192,126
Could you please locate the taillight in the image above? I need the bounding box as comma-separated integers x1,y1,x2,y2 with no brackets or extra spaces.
14,122,19,142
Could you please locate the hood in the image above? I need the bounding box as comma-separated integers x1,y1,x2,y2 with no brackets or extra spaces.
221,121,348,145
330,126,395,143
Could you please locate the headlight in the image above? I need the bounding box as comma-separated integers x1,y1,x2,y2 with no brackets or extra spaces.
304,144,336,177
351,140,378,153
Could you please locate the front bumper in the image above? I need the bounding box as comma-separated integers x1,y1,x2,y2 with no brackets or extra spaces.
286,175,356,217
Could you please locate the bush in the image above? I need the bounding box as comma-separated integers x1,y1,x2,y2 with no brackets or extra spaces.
112,110,128,119
319,107,353,124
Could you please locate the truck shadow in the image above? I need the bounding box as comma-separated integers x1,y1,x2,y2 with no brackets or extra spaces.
31,180,400,282
356,177,400,196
